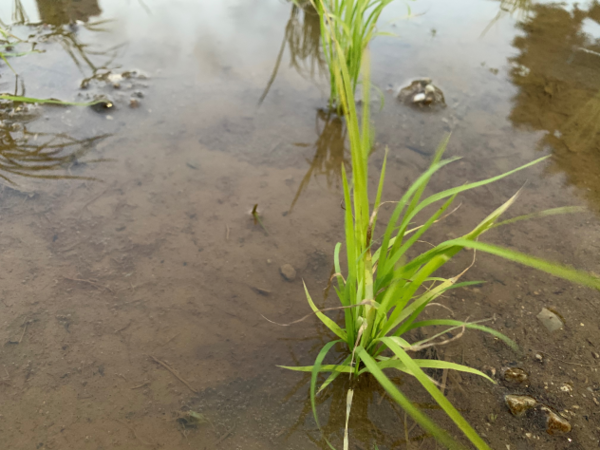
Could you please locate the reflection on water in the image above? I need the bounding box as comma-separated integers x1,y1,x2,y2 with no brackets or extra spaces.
36,19,123,88
289,109,348,212
0,107,109,183
36,0,101,25
482,0,532,36
259,2,324,104
508,2,600,209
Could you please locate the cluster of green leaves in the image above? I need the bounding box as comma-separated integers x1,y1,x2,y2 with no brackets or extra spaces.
310,0,393,111
282,2,600,449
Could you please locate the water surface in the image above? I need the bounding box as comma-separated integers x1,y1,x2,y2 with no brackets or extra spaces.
0,1,599,449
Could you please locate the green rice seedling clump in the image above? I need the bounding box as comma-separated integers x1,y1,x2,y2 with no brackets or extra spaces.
281,3,600,449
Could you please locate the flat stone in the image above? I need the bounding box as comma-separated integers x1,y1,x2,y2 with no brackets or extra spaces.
280,264,296,282
537,308,564,333
505,395,537,417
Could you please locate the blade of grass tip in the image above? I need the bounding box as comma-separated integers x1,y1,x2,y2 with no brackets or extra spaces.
356,347,467,450
311,340,342,429
491,206,586,229
381,338,492,450
412,360,495,383
446,239,600,291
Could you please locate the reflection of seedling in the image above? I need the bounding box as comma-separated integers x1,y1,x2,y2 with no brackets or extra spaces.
251,204,269,235
0,121,110,183
289,108,349,212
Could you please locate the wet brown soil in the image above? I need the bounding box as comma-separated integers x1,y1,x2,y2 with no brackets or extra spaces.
0,0,599,449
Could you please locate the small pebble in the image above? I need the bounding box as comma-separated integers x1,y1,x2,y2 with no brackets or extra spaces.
280,264,296,282
505,395,537,416
541,407,571,434
129,98,140,108
537,308,564,333
413,93,426,103
503,367,529,383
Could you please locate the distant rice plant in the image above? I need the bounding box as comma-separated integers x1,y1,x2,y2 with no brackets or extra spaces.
311,0,394,111
281,3,600,449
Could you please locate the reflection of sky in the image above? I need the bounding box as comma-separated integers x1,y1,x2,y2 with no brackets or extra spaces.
0,0,291,79
582,17,600,39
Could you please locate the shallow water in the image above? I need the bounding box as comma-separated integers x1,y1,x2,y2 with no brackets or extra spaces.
0,0,599,449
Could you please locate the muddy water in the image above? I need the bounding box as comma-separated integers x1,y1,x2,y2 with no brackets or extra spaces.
0,0,599,449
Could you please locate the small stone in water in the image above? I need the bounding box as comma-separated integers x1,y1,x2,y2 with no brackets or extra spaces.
129,98,140,108
503,367,529,383
413,93,426,103
537,308,564,332
505,395,537,417
280,264,296,282
541,407,571,434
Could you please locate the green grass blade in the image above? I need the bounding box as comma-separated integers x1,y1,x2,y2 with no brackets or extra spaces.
0,94,102,106
304,281,348,341
278,364,353,373
492,206,586,229
356,347,467,450
380,337,492,450
412,360,495,383
405,319,520,352
445,239,600,291
310,340,342,429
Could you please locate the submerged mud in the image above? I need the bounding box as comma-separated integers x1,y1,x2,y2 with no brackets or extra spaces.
0,0,599,449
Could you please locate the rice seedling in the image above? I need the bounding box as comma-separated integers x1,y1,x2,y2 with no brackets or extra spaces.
310,0,395,111
280,3,600,449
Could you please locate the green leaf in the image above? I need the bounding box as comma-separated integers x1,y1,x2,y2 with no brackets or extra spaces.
406,319,520,352
304,281,348,341
380,338,492,450
445,239,600,291
356,347,467,450
310,340,341,429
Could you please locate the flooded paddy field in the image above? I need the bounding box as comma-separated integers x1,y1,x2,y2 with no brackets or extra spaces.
0,0,599,449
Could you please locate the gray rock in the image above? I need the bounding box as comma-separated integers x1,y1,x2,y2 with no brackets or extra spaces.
280,264,296,282
537,308,564,332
